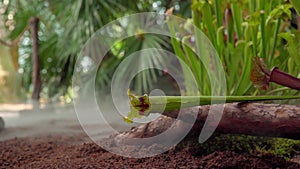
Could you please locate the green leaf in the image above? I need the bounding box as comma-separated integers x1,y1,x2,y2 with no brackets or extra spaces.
290,0,300,16
279,33,300,68
269,4,293,20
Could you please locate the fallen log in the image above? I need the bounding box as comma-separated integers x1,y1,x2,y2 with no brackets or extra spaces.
117,103,300,141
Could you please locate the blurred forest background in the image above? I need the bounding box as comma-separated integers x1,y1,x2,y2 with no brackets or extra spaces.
0,0,191,103
0,0,299,104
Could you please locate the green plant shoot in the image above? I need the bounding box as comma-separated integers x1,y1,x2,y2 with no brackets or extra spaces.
125,90,300,123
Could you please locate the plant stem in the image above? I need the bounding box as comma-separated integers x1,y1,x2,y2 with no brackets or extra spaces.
214,0,222,28
128,90,300,119
270,19,281,59
202,1,217,47
231,3,243,40
233,41,253,95
147,95,300,113
225,3,234,45
269,67,300,90
251,26,258,56
260,10,267,58
248,0,255,13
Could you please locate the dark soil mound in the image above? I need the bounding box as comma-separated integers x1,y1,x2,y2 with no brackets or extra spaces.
1,134,299,169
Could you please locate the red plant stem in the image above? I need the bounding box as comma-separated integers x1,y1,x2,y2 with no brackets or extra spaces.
269,67,300,90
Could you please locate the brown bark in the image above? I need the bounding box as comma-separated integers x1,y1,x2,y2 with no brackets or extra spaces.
191,103,300,139
117,103,300,141
30,17,41,100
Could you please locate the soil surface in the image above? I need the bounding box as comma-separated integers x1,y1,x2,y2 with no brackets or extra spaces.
1,103,300,168
1,133,300,169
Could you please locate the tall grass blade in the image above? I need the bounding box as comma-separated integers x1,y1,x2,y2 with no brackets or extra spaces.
231,3,243,39
214,0,223,27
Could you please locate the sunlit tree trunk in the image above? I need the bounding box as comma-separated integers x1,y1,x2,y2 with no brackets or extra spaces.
30,17,41,103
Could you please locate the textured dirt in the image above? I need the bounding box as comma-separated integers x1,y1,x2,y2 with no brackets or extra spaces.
1,134,300,169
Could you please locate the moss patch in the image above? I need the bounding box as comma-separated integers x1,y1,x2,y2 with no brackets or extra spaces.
178,133,300,160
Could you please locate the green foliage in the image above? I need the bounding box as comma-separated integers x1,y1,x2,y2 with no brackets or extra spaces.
256,138,300,160
170,0,300,96
180,134,300,160
2,0,300,99
1,0,182,99
290,0,300,16
110,33,171,93
179,134,266,155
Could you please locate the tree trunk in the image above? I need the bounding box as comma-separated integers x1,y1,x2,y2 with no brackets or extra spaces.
116,103,300,141
0,117,4,131
30,17,41,102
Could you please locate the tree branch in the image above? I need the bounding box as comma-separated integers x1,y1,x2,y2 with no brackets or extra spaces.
116,103,300,141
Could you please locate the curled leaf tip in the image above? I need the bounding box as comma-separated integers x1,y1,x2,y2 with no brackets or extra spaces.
250,57,300,91
125,90,150,123
250,57,270,89
127,90,150,112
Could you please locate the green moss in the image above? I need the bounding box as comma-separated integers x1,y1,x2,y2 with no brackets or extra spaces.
257,138,300,160
179,133,300,160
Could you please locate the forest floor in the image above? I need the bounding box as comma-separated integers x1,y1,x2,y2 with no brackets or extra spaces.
0,103,300,168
